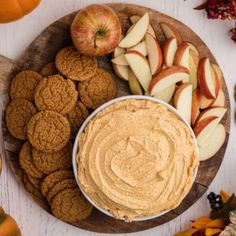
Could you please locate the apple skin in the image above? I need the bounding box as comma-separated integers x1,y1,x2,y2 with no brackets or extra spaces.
71,4,121,56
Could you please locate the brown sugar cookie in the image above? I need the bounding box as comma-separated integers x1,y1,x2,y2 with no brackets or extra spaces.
40,62,57,77
55,46,97,81
32,142,72,174
27,111,71,153
66,101,89,138
47,179,77,203
34,75,78,115
23,173,49,210
51,188,93,223
41,170,74,197
10,70,43,101
6,99,37,140
19,142,45,179
78,68,117,109
27,174,42,190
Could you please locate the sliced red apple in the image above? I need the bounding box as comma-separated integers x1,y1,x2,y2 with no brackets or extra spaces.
200,95,214,109
174,42,190,69
211,65,220,97
153,83,176,103
111,53,128,66
130,15,156,38
145,33,163,75
163,37,177,67
160,22,183,45
128,41,147,57
191,89,202,126
149,66,189,96
194,116,221,147
197,107,227,123
198,124,226,161
128,69,143,95
113,46,126,57
119,13,149,48
125,50,151,91
189,49,199,89
186,42,199,57
112,64,129,81
173,83,192,124
210,89,226,107
198,58,216,99
211,63,224,88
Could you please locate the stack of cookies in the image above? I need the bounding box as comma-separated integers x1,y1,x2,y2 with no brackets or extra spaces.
5,46,117,223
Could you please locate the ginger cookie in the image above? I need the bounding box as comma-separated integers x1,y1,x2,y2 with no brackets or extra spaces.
40,62,57,77
6,99,37,140
27,111,71,153
34,75,78,115
10,70,43,101
78,68,117,109
66,101,89,138
47,179,77,203
32,142,72,174
19,142,45,179
23,173,49,210
55,46,97,81
51,188,93,223
27,174,42,190
41,170,74,197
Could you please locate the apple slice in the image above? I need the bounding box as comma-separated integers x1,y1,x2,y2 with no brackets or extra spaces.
130,15,156,38
189,49,199,89
200,95,214,109
145,91,150,96
111,53,129,66
198,58,216,99
113,46,126,57
211,63,224,88
125,50,151,91
149,66,189,95
173,83,192,124
153,83,176,103
198,124,226,161
197,107,227,123
145,33,163,75
128,69,143,95
160,22,183,45
194,116,220,147
112,64,129,81
163,37,177,67
211,89,226,107
186,42,199,56
119,13,149,48
128,41,147,57
191,89,202,126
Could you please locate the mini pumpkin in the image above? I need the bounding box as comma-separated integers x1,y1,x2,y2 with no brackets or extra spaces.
0,0,41,23
0,207,22,236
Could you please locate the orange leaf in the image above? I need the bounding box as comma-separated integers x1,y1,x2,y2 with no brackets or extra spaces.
191,216,212,229
220,190,230,203
206,218,225,229
205,228,222,236
174,228,200,236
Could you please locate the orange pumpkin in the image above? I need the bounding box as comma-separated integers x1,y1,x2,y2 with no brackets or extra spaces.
0,0,41,23
0,207,22,236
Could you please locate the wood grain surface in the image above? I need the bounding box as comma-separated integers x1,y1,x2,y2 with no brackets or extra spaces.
0,3,231,234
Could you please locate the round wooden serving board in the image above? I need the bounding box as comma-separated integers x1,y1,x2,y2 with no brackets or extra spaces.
0,3,231,234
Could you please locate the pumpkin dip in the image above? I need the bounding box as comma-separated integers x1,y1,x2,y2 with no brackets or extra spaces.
77,99,199,221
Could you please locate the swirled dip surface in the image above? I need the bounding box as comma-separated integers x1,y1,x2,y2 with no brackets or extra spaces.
77,99,198,221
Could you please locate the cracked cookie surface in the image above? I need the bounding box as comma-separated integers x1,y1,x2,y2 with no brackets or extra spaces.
40,62,57,77
34,75,78,115
32,142,72,174
55,47,97,81
51,188,93,223
78,68,117,109
19,142,45,179
67,101,89,138
41,170,74,197
27,110,71,152
6,98,37,140
10,70,43,101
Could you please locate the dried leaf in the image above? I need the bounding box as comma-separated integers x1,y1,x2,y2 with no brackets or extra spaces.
175,228,200,236
220,190,230,203
194,1,209,10
206,219,225,229
205,228,222,236
192,216,212,229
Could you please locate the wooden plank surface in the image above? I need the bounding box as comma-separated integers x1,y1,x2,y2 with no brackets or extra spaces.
0,0,235,235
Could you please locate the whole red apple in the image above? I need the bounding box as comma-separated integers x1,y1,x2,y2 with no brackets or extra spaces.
71,4,121,56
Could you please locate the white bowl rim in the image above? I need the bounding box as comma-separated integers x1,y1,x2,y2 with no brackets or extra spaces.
72,95,199,222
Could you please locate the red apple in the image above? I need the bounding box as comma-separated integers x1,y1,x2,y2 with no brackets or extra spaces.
71,4,121,56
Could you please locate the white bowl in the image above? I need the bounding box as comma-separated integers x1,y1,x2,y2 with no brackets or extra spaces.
72,95,199,221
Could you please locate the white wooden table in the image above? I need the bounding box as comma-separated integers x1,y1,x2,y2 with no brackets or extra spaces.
0,0,236,235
